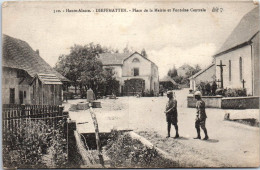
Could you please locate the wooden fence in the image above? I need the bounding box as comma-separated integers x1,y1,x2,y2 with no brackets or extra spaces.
2,104,69,145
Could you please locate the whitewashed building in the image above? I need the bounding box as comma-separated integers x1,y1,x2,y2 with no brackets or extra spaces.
189,63,216,91
214,7,259,96
98,52,159,96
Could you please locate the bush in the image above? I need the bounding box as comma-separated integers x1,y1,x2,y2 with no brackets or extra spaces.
216,88,224,96
104,130,177,168
224,88,247,97
3,119,68,169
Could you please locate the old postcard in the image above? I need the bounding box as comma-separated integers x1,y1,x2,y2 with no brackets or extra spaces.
1,0,260,168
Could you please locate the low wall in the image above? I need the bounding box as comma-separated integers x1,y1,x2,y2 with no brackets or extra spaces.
187,95,222,108
187,96,259,109
221,96,259,109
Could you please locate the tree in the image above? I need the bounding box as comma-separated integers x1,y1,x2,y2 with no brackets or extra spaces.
123,45,130,53
54,43,119,97
141,49,148,58
167,65,178,78
194,64,201,74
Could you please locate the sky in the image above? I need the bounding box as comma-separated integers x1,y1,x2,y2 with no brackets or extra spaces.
2,1,257,77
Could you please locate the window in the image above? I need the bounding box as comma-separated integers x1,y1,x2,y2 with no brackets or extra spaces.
132,58,140,63
10,88,15,104
24,91,26,98
229,60,231,81
239,57,243,81
134,68,139,76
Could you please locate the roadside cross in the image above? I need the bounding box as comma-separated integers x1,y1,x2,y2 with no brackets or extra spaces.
216,79,222,88
242,79,246,88
216,60,226,88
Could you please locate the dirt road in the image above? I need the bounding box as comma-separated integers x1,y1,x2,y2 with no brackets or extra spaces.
67,88,259,167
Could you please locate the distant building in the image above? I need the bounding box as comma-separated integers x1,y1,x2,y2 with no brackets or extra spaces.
98,52,159,96
213,7,259,96
2,35,69,105
189,63,216,91
159,76,179,91
177,64,194,77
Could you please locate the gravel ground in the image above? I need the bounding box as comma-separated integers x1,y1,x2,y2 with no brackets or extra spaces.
66,88,260,167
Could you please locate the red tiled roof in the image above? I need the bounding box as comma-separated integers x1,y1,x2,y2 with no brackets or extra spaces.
215,7,259,56
2,34,69,82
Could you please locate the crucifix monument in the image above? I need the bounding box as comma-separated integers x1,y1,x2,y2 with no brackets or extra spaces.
216,60,226,88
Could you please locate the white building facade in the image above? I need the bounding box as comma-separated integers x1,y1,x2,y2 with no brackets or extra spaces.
214,7,259,96
99,52,159,96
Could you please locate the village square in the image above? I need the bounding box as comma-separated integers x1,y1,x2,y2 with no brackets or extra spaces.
1,2,260,169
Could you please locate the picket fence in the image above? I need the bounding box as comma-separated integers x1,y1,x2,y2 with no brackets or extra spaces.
2,104,69,144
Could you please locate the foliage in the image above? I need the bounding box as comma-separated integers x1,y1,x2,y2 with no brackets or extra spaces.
3,119,68,169
141,48,148,58
167,64,201,87
185,64,201,77
98,69,120,97
224,88,247,97
105,130,177,168
54,43,120,96
123,44,134,54
167,65,178,78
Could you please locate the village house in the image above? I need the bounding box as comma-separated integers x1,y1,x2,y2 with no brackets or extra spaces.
189,63,216,91
177,64,194,77
97,52,159,96
214,7,259,96
2,34,69,105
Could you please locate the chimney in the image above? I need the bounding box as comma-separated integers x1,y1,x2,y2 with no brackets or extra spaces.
36,49,39,55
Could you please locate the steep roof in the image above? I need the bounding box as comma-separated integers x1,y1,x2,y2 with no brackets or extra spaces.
98,53,131,65
215,7,259,57
98,52,157,67
159,76,177,85
189,63,215,79
2,34,69,82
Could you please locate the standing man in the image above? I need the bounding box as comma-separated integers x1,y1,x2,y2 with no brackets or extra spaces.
165,91,179,138
212,81,217,96
194,91,209,140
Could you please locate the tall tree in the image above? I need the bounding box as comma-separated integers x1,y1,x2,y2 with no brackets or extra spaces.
54,43,119,96
167,65,178,78
141,48,148,58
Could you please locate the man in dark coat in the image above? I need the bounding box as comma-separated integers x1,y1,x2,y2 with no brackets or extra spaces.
212,81,217,96
165,91,179,138
194,91,209,140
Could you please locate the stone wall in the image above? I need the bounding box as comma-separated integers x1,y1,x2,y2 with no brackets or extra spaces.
187,95,222,108
221,96,259,109
187,95,259,109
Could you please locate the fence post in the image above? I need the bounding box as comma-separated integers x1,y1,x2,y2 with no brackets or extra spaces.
66,118,78,167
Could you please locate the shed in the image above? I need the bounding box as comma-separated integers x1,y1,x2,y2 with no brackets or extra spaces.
30,74,63,105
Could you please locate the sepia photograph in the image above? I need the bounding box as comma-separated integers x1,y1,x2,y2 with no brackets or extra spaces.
1,0,260,168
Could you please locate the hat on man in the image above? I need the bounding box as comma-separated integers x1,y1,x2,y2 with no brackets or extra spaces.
194,91,202,97
167,90,173,95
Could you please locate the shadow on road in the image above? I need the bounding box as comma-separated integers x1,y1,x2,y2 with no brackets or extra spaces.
203,139,219,143
173,136,189,140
